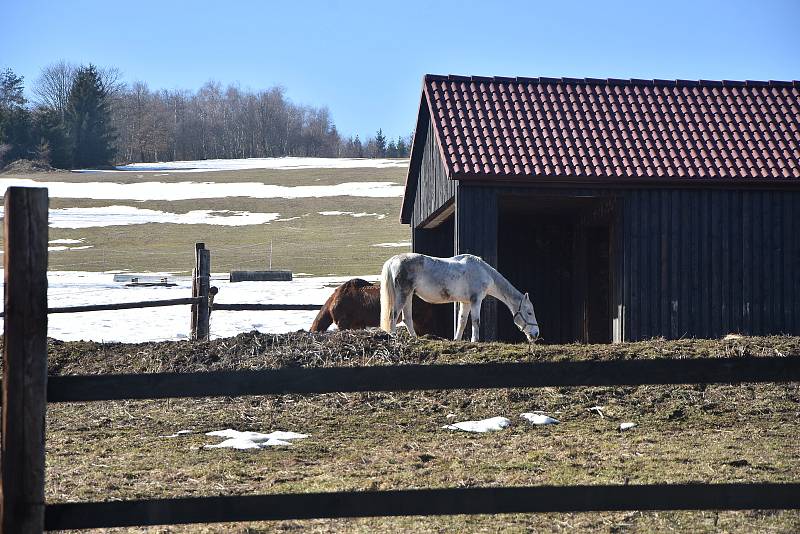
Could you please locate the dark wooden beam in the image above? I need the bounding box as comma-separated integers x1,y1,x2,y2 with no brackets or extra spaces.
211,303,321,311
0,298,202,318
2,187,49,534
45,356,800,402
45,483,800,530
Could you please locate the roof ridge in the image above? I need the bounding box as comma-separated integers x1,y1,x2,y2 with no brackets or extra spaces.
423,74,800,88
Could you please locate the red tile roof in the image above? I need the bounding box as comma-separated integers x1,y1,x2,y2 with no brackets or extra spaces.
419,75,800,181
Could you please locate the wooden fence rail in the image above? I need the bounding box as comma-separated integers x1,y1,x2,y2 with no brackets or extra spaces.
212,303,322,311
0,299,322,317
44,483,800,530
0,297,202,317
45,356,800,402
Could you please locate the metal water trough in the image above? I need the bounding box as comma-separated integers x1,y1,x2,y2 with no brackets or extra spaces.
229,270,292,282
113,274,177,287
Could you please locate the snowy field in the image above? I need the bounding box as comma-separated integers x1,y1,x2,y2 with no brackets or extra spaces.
0,179,404,201
0,157,409,340
81,156,409,173
44,206,282,228
37,271,379,343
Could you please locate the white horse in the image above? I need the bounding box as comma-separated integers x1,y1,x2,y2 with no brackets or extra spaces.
379,253,539,342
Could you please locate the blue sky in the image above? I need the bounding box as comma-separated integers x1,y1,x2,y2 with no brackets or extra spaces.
3,0,799,141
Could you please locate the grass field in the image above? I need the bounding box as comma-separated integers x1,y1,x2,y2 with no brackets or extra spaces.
42,332,800,533
1,166,410,275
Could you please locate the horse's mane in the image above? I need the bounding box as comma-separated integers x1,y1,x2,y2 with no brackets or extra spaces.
340,278,374,291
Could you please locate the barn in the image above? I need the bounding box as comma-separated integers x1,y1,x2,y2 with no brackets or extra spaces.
401,75,800,344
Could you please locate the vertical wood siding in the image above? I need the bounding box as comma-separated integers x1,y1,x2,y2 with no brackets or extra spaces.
455,186,499,340
620,189,800,340
413,220,455,338
411,121,457,228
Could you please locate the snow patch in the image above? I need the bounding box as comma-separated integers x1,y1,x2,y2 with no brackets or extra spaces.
520,413,560,425
49,245,94,252
50,238,85,244
80,156,409,173
443,416,511,433
43,206,281,228
204,429,308,450
619,422,638,431
372,242,411,248
318,210,386,219
0,179,403,201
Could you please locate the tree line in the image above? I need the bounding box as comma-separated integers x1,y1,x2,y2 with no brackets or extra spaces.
0,61,411,169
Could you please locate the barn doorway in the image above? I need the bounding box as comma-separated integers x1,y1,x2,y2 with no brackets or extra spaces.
497,196,616,344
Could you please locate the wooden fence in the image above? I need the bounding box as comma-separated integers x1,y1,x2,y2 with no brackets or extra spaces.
0,231,322,341
2,187,800,533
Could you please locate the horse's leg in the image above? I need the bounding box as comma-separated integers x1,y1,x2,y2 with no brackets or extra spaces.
392,288,410,334
469,298,482,342
402,297,417,337
454,302,470,340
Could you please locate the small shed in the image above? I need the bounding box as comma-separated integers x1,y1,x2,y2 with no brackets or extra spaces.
401,75,800,343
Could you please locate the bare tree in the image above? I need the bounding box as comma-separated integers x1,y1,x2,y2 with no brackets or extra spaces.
33,64,409,164
98,66,124,96
32,61,76,118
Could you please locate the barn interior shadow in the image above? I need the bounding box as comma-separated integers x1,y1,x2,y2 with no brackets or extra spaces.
498,195,617,345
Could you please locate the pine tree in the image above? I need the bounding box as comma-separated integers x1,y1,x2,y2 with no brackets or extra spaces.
374,128,386,157
0,68,32,165
386,139,397,157
0,68,25,109
66,65,116,168
31,107,69,168
353,134,363,158
396,136,408,157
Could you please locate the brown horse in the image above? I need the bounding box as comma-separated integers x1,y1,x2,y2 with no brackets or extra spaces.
311,278,436,334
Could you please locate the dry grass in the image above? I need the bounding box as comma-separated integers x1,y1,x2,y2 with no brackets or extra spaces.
36,333,800,532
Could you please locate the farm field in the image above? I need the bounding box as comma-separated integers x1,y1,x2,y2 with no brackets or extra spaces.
42,332,800,533
0,159,411,275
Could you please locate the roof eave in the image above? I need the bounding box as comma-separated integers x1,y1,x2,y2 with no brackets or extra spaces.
399,92,429,225
400,75,457,225
454,172,800,188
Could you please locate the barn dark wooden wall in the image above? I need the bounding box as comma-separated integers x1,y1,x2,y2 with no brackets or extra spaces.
455,186,499,340
409,177,800,342
413,219,455,338
622,189,800,340
411,119,457,228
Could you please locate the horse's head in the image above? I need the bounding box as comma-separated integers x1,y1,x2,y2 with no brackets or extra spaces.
513,293,539,343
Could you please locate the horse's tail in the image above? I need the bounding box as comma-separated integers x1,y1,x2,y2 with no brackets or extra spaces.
379,258,395,333
310,303,334,332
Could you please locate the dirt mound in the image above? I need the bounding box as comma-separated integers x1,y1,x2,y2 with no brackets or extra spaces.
0,158,66,174
43,329,800,376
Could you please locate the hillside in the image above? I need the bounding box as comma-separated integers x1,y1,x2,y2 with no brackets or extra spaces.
0,159,411,275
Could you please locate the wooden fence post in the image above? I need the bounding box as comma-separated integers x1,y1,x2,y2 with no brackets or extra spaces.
2,187,49,534
191,243,210,341
191,243,203,339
